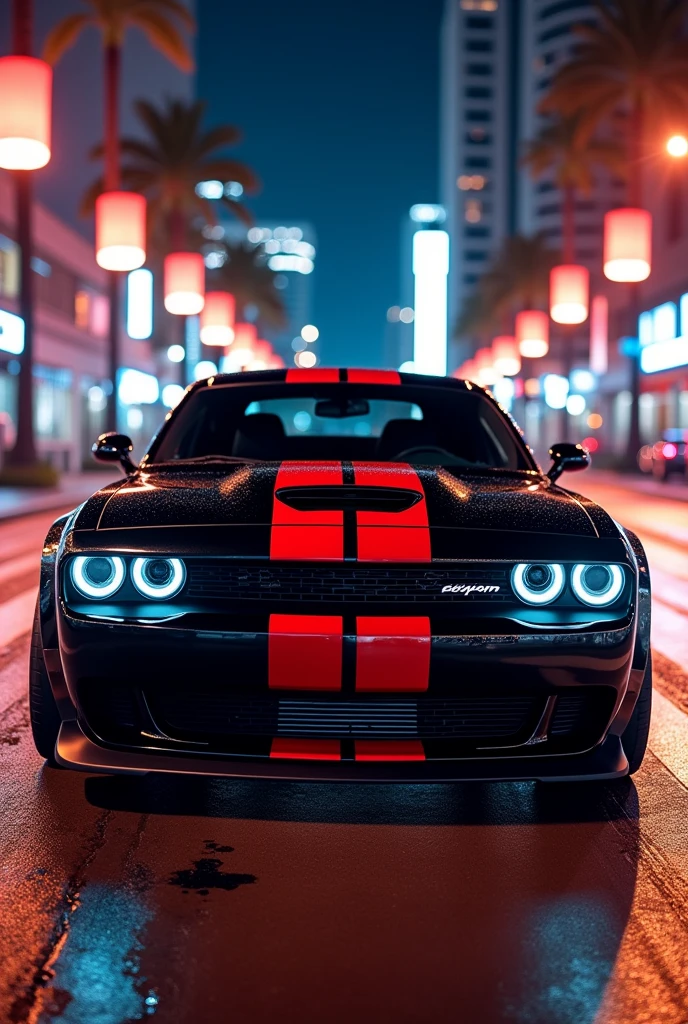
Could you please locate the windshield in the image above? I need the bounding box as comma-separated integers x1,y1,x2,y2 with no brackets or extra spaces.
149,383,531,471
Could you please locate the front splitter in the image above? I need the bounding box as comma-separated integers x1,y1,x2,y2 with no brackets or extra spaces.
55,720,629,782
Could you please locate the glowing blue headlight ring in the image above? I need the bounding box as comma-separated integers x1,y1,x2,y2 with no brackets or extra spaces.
132,557,186,600
71,555,125,599
571,564,624,606
511,563,565,605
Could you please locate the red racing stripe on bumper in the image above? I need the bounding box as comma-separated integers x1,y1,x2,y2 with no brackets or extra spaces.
270,461,344,560
268,613,343,690
270,739,341,760
355,741,425,761
353,463,431,562
286,368,340,383
347,369,401,384
355,616,431,692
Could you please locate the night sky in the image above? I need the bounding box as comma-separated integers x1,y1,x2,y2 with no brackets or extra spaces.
197,0,444,367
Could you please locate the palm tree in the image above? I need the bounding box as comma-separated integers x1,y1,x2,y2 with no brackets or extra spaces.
540,0,688,461
208,243,287,330
44,0,195,432
455,233,557,340
84,98,259,252
522,115,625,263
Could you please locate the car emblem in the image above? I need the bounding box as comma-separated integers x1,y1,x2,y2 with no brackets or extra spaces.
441,584,501,595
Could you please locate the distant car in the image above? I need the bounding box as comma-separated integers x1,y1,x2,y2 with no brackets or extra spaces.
31,369,652,783
639,430,688,481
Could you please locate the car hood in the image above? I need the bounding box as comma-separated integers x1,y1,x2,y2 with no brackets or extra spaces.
77,462,617,540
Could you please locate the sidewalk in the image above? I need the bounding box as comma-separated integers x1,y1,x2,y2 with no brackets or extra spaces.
585,469,688,503
0,471,121,522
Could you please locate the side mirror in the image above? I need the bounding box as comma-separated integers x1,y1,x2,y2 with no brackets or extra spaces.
92,432,136,475
547,442,590,484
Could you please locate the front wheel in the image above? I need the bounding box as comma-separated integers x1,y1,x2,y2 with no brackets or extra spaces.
621,654,652,775
29,604,62,766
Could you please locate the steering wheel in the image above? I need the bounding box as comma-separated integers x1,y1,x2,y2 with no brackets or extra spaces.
393,445,458,464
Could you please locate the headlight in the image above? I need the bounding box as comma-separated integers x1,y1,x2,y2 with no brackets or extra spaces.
571,564,624,606
511,563,565,605
71,555,125,599
132,557,186,599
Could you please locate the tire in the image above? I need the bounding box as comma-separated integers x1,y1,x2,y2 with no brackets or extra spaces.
29,603,61,766
621,653,652,775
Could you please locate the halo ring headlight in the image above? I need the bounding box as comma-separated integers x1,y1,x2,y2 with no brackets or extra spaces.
71,555,125,599
571,564,624,606
132,557,185,600
511,563,565,605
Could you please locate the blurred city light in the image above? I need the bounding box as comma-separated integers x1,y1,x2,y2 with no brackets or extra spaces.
295,350,317,368
412,229,450,375
587,413,604,429
493,376,515,410
95,192,146,271
0,309,25,354
167,344,185,363
126,268,153,340
667,135,688,158
590,295,609,374
492,336,520,376
194,360,218,380
387,306,401,322
127,408,143,430
399,360,416,372
570,369,596,393
543,374,569,409
582,436,599,453
301,324,319,342
566,394,586,416
195,180,224,199
118,368,159,405
603,207,652,282
399,306,415,323
410,204,446,224
267,254,314,274
224,181,244,197
0,56,52,169
162,384,185,408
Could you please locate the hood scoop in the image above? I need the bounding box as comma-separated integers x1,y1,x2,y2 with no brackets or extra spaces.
275,485,423,513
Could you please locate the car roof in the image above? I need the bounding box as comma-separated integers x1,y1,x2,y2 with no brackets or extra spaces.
187,368,479,393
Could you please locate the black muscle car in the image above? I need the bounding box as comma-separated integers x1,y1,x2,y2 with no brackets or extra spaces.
31,369,652,782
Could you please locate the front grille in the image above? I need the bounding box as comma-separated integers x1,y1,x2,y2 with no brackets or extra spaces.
550,695,588,736
186,563,511,604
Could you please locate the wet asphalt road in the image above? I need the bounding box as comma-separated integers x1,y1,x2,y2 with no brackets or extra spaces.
1,480,688,1024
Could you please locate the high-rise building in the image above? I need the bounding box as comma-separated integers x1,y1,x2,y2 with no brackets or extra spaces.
440,0,520,354
212,219,318,368
518,1,625,278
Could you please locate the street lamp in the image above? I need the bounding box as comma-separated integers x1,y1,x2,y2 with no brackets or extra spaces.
95,191,146,271
0,55,52,170
200,291,235,346
666,134,688,158
164,252,205,315
549,264,589,325
516,310,549,358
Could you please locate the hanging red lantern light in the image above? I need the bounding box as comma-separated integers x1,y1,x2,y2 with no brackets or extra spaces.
549,264,589,325
95,192,146,271
231,322,258,367
603,208,652,283
516,310,549,358
247,339,273,370
0,56,52,170
164,252,205,315
474,346,498,386
492,335,521,376
200,291,235,345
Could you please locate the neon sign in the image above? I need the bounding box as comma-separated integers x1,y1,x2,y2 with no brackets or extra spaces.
638,297,688,373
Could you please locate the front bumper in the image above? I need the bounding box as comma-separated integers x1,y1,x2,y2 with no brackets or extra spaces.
50,607,638,781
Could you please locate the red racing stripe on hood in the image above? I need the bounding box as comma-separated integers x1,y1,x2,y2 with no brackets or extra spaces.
270,739,341,760
268,613,343,690
270,461,344,561
353,463,431,562
355,616,431,692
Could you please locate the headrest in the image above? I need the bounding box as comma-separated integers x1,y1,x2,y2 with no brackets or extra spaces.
232,413,286,459
375,419,437,461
